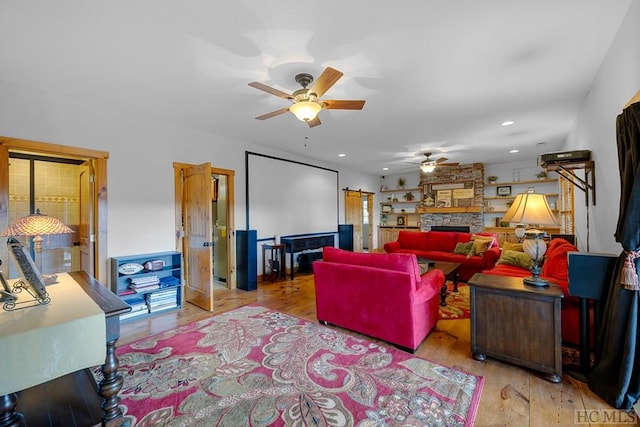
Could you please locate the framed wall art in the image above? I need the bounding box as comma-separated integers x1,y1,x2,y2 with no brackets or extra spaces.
496,185,512,197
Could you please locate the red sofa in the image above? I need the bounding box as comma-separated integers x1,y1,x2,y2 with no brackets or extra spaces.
312,246,445,352
482,238,582,345
383,230,501,282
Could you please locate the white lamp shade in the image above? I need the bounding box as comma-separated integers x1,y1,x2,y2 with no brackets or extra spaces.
501,193,557,226
289,101,322,121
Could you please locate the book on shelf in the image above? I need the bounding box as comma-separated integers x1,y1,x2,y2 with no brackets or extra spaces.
148,302,178,313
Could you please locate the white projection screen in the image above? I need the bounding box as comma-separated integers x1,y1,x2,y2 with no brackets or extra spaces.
246,152,339,240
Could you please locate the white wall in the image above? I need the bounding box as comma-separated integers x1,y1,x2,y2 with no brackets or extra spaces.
563,0,640,254
0,81,379,267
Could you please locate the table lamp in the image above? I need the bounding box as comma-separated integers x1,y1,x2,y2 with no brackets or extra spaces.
501,192,558,286
1,209,74,278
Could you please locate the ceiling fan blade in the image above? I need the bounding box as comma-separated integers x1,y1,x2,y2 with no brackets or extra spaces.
255,107,290,120
248,82,292,100
310,67,343,98
435,157,449,164
322,99,366,110
307,116,322,128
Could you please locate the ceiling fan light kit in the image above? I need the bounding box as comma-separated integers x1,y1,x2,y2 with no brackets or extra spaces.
249,67,365,128
289,101,322,122
420,163,437,173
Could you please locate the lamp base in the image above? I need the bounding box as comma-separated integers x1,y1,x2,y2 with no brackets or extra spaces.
523,276,550,287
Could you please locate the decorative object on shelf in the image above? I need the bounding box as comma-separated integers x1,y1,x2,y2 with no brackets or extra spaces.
496,185,512,197
536,171,548,180
143,259,166,271
118,263,145,275
1,209,74,283
403,192,414,201
424,194,435,207
501,192,558,286
397,216,405,226
487,176,498,184
397,177,406,189
382,204,392,213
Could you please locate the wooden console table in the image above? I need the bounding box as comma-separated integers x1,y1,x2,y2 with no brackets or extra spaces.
0,271,130,427
468,273,564,383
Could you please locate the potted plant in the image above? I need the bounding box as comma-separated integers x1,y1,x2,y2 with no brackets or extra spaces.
487,176,498,184
403,192,414,201
397,177,406,189
536,171,548,180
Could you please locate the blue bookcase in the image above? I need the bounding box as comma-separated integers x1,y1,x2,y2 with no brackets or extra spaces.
110,251,182,321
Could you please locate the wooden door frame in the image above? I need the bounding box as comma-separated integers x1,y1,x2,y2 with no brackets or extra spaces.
173,162,236,289
366,192,374,250
0,136,109,283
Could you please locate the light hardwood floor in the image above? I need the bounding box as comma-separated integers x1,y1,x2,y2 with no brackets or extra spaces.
119,274,633,427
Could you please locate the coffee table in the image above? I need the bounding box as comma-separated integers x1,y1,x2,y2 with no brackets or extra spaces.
431,261,462,306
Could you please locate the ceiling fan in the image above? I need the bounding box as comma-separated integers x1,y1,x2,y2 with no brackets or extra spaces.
416,152,459,173
248,67,365,128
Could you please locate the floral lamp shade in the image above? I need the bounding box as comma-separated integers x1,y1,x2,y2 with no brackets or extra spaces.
1,209,74,274
1,210,74,238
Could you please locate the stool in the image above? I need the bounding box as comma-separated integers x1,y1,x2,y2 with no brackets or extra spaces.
262,244,286,282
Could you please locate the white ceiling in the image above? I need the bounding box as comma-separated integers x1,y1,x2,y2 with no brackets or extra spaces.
0,1,631,174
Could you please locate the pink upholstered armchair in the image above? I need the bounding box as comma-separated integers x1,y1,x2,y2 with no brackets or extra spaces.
313,247,445,353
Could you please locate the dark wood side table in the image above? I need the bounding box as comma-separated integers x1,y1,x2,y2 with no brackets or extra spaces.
262,244,286,282
468,273,564,383
430,261,461,306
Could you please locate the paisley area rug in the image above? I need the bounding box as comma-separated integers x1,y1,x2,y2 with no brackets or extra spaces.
439,283,471,320
105,305,483,426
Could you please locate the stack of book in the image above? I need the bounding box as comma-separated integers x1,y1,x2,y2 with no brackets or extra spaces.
146,287,178,313
129,275,160,292
120,297,148,320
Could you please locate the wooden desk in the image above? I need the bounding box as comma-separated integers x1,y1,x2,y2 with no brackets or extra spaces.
0,272,130,427
468,273,564,383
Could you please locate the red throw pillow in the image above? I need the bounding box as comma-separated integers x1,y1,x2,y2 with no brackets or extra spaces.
398,231,428,250
541,240,578,281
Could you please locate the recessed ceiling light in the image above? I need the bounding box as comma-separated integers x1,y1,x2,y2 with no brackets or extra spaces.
509,149,519,153
338,153,346,157
382,167,389,171
501,121,515,126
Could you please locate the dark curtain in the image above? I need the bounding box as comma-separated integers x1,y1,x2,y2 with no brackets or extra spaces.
589,102,640,409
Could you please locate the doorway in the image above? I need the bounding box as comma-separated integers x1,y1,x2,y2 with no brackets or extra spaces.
174,162,236,312
6,153,84,277
0,137,109,283
344,189,374,252
212,174,228,283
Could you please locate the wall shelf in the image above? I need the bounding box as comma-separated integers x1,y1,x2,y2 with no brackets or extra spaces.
418,206,482,214
380,187,421,193
485,178,558,186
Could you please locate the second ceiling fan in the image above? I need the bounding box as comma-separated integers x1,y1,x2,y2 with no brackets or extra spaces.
418,152,459,173
249,67,365,128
